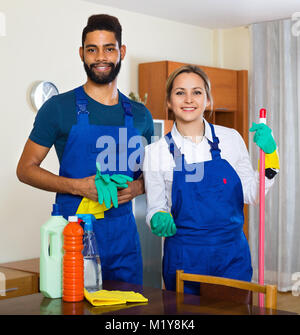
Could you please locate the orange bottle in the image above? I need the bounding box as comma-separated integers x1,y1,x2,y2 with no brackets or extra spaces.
63,216,84,302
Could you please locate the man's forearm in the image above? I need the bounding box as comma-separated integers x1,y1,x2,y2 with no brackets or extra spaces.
17,164,80,195
135,176,145,196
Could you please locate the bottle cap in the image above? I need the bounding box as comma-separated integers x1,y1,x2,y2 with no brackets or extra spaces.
51,203,61,216
68,216,78,222
76,214,94,231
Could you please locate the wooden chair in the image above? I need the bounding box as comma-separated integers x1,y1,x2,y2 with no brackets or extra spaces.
176,270,277,309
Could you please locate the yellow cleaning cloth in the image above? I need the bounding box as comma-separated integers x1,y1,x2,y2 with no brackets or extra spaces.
84,288,148,306
76,197,110,219
258,150,280,171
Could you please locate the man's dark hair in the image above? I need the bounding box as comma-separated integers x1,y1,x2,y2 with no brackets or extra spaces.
82,14,122,47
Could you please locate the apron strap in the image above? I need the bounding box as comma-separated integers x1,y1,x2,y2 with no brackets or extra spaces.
75,86,89,125
74,86,89,113
164,132,185,168
207,123,221,160
119,91,134,128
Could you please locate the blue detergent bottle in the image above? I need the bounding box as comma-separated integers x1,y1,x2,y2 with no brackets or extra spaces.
77,214,102,292
40,204,68,298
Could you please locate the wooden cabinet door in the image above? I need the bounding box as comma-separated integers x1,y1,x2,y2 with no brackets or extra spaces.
201,66,238,112
166,61,185,75
139,61,168,119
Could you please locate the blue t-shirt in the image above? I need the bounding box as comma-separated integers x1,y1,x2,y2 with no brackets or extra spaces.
29,88,154,163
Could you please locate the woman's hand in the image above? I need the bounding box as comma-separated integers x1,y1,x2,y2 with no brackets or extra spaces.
150,211,177,237
249,122,277,154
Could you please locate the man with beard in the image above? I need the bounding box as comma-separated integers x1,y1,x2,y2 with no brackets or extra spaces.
17,15,154,285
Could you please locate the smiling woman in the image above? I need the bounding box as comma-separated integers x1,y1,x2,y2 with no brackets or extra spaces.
143,64,279,294
166,65,213,142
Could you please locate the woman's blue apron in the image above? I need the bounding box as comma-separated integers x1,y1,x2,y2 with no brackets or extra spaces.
163,123,252,294
55,86,143,285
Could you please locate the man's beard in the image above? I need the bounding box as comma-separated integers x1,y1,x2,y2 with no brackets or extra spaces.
83,58,122,84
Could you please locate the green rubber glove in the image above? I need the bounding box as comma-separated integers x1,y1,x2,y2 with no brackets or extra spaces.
150,211,176,237
110,174,133,188
95,163,118,209
249,122,277,154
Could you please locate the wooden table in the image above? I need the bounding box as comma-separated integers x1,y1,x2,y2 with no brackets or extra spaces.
0,279,296,315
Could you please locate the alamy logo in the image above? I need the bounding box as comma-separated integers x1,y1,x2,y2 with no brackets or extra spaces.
291,12,300,37
95,130,205,183
96,129,146,173
291,272,300,296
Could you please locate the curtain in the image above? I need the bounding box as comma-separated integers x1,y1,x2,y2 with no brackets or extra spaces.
249,19,300,291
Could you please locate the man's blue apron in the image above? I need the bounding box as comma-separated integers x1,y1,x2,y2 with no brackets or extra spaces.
55,85,143,285
163,123,252,294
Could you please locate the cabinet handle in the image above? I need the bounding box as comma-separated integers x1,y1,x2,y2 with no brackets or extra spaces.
215,108,229,111
0,287,18,295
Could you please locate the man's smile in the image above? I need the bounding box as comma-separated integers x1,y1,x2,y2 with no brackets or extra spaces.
92,63,112,72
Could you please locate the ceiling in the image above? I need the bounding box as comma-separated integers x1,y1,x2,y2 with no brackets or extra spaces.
83,0,299,29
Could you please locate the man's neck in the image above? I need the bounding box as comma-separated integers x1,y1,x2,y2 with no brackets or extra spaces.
83,79,119,106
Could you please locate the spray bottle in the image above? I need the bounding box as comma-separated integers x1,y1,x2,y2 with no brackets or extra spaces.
77,214,102,292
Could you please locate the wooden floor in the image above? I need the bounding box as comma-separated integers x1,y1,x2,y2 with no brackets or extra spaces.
253,291,300,314
276,292,300,314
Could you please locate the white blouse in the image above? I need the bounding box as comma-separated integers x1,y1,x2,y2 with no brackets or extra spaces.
142,119,275,226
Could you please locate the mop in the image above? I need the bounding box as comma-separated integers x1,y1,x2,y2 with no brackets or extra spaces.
258,108,266,307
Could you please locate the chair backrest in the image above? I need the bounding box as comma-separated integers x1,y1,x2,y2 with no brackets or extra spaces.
199,282,253,305
176,270,277,309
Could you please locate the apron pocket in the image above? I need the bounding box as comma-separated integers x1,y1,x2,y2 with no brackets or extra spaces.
194,180,225,201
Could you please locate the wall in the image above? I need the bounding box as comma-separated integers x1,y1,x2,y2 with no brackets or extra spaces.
213,26,250,70
0,0,217,262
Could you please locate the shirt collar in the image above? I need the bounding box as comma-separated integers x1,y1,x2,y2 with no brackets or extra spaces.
203,118,213,142
171,118,213,147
